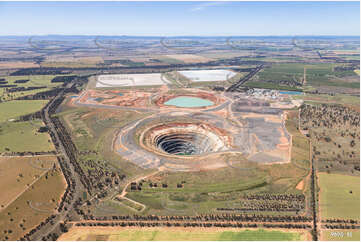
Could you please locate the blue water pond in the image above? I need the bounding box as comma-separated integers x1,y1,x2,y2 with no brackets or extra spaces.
164,96,214,108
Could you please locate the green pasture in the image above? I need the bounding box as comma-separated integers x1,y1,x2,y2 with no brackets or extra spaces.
64,228,303,241
0,75,67,87
107,229,302,241
0,120,54,152
0,75,66,101
318,172,360,220
255,63,359,89
244,81,302,91
0,100,48,123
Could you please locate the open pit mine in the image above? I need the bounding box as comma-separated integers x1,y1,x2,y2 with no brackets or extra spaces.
69,73,300,172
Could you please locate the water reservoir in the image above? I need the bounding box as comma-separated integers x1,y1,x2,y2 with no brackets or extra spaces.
279,91,303,95
164,96,214,108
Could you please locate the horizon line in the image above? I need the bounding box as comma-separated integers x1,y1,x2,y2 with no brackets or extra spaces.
0,34,360,37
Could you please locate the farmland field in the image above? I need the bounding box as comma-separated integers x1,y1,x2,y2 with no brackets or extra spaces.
318,173,360,220
0,162,66,241
0,100,48,122
0,75,64,101
255,63,359,89
244,81,302,91
0,156,58,209
164,54,212,63
58,227,305,241
0,75,62,87
293,93,360,106
0,120,54,152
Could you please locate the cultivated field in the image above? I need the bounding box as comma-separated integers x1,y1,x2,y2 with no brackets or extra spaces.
0,75,64,101
0,156,58,209
0,61,39,69
318,173,360,220
0,120,54,153
0,100,48,122
164,54,212,63
58,227,305,241
0,161,66,241
1,75,62,88
253,63,359,92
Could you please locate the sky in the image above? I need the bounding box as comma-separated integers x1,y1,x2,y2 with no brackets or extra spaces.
0,1,359,36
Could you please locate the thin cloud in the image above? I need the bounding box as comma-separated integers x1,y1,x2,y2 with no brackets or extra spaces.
190,1,227,12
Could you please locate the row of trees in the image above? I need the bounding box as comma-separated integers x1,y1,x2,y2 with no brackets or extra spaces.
84,214,313,223
74,221,311,229
48,113,92,195
322,224,360,230
216,193,306,212
242,194,305,201
322,218,359,224
56,156,76,213
7,86,46,93
0,151,56,156
19,215,56,241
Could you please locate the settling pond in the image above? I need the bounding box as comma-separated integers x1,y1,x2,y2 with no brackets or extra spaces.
279,91,303,95
164,96,214,108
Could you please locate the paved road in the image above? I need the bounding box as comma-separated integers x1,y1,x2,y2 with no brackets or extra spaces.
226,65,264,92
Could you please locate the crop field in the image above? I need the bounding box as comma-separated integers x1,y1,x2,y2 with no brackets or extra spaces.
0,120,54,152
164,54,212,63
178,69,237,82
0,75,62,87
42,56,104,68
0,161,66,241
318,173,360,220
0,87,54,102
0,61,39,69
154,56,185,64
96,73,168,88
244,81,303,91
255,63,359,90
0,100,48,122
0,156,58,209
293,93,360,106
58,227,305,241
